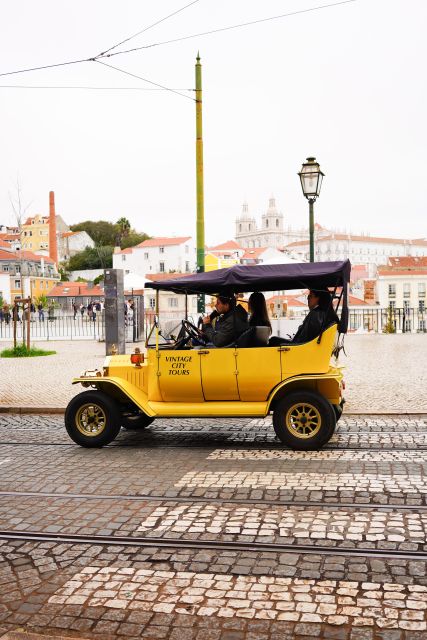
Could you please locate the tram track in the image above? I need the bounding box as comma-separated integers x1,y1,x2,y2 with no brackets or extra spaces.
0,529,426,561
0,489,425,511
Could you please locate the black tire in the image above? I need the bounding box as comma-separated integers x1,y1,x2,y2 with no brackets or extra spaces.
333,402,343,422
121,411,154,430
65,390,121,448
273,390,336,450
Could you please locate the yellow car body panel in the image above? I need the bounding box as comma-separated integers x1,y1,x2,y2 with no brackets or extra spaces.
73,325,343,418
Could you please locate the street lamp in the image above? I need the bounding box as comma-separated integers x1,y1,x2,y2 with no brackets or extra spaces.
298,157,325,262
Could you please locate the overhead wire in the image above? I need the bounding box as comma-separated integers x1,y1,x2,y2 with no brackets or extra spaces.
96,60,195,101
0,85,193,91
97,0,202,57
101,0,359,58
0,0,359,80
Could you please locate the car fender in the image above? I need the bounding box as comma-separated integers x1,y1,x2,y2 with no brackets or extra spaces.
72,376,156,417
267,371,343,412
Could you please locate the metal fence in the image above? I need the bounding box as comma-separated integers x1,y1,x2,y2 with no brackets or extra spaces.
0,310,144,342
348,308,426,333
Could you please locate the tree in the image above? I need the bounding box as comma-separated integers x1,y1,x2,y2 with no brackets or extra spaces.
70,219,150,249
121,230,150,249
383,305,396,334
69,220,118,246
66,246,113,271
116,217,131,246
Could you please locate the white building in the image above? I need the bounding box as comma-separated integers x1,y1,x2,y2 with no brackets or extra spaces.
113,236,196,278
376,257,427,312
58,230,94,262
286,234,427,268
235,197,313,249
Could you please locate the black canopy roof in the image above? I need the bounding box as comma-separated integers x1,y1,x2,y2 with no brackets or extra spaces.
146,260,351,295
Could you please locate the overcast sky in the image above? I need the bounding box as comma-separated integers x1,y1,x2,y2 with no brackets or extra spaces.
0,0,426,245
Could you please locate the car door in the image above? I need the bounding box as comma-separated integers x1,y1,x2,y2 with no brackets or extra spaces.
199,348,240,401
236,346,282,401
157,350,204,402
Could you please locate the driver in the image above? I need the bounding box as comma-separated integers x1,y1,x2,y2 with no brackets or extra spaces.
201,294,248,347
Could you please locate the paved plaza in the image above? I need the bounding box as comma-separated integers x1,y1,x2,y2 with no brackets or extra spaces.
0,334,427,412
1,335,427,638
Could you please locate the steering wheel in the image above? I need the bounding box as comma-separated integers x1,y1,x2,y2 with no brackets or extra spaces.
181,319,204,341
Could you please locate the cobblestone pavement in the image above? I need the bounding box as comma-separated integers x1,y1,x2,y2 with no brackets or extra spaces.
1,334,427,411
1,414,427,638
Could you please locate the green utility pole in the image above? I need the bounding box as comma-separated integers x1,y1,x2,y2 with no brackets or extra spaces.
309,198,315,262
195,53,205,313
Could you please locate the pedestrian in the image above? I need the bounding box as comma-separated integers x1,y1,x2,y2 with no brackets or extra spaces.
30,301,36,322
37,302,45,322
73,303,78,319
13,304,21,323
48,303,55,322
80,304,85,318
87,302,93,321
3,303,11,325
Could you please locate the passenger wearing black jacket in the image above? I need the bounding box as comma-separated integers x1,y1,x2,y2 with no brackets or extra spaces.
202,295,248,347
291,289,339,344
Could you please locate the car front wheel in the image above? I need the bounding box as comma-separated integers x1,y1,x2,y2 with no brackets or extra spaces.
65,390,121,447
273,390,336,450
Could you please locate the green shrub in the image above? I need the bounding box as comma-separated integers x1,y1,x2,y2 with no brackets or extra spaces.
0,345,56,358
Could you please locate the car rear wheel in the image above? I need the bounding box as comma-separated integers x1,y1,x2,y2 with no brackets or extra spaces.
273,390,336,450
121,410,154,430
65,390,121,447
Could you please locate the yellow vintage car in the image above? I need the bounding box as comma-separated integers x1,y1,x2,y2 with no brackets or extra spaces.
65,260,350,450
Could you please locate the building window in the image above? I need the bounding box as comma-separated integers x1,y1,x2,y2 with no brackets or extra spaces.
15,264,21,273
404,300,410,311
121,255,126,262
14,279,21,288
276,219,279,227
418,283,426,297
185,245,189,254
159,262,165,272
239,224,242,232
149,298,155,309
159,246,164,253
185,261,190,272
144,252,149,260
388,284,396,298
419,300,425,312
266,219,269,228
403,283,411,298
168,298,178,308
248,224,251,231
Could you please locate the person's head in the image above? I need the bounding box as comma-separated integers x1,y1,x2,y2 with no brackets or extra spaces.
307,289,332,311
215,294,234,315
248,291,267,315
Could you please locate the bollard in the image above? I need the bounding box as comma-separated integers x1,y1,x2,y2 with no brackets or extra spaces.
104,269,125,355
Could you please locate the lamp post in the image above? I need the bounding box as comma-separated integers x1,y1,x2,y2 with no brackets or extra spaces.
298,157,324,262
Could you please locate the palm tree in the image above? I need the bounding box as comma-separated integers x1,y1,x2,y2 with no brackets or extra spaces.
116,217,131,247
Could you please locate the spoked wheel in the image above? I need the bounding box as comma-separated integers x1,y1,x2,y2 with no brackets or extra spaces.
121,410,154,430
273,390,336,450
65,391,121,447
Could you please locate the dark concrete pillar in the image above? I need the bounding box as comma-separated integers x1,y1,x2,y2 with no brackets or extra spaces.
104,269,125,355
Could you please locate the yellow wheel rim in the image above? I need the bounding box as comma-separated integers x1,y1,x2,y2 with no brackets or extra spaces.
285,402,322,439
75,403,107,437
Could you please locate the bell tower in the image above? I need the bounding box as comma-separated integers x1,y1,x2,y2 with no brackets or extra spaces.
235,201,256,245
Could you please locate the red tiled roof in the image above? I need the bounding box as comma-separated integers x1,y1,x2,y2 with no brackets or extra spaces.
378,268,427,277
115,247,133,255
0,238,11,249
0,233,20,241
48,282,104,297
349,295,369,306
286,235,427,247
60,231,78,238
145,272,189,282
0,249,54,263
388,257,427,268
241,248,268,260
265,294,305,307
209,240,242,251
23,216,48,226
137,236,191,248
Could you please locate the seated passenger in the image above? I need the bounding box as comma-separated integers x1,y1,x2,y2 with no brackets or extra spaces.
248,291,272,336
202,294,248,347
291,289,339,344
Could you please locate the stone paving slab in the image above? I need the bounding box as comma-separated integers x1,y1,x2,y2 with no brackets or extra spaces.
1,334,427,411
